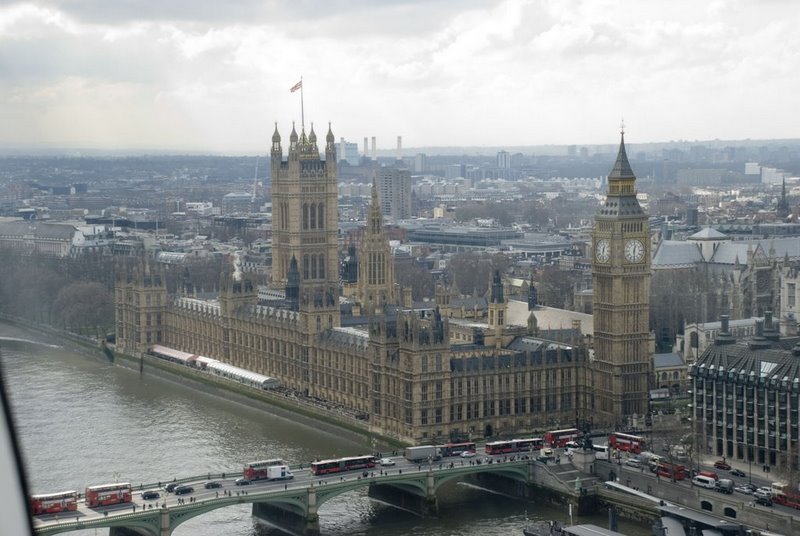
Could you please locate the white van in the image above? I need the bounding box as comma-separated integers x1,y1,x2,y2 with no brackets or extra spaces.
692,475,716,489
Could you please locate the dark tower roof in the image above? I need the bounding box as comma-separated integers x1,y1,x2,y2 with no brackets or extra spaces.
597,129,644,219
608,131,635,180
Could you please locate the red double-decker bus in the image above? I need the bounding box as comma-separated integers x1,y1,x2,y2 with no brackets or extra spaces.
440,442,476,457
608,432,646,454
85,483,132,508
655,462,686,481
30,491,79,515
244,459,285,480
485,437,543,455
310,455,377,475
544,428,581,448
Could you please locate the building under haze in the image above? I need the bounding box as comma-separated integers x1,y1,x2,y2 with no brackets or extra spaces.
377,165,412,222
115,125,648,442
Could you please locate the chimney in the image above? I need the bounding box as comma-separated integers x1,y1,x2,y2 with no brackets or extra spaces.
396,136,402,161
371,137,376,161
715,315,735,345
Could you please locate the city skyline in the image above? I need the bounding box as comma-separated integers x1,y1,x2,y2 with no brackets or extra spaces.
2,0,800,153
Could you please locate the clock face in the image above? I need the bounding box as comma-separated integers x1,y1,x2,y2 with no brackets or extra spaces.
624,239,645,263
595,239,610,263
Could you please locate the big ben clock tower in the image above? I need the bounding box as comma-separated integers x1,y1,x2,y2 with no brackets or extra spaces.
592,129,652,428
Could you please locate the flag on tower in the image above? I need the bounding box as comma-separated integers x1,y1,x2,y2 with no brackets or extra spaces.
290,80,302,93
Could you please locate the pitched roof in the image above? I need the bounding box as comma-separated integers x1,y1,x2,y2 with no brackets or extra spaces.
689,227,729,240
506,299,593,336
652,240,703,268
654,352,684,368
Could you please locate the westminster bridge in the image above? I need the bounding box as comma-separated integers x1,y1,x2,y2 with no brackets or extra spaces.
32,455,593,536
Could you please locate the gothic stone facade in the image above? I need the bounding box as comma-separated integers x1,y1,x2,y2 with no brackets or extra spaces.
115,124,597,444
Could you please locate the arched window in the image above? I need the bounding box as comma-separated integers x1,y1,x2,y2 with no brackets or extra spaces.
310,203,316,229
319,255,325,279
700,500,713,512
302,203,308,229
318,203,324,229
311,255,318,279
303,255,309,280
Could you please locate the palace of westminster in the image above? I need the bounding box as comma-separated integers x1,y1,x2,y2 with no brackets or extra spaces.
115,122,654,444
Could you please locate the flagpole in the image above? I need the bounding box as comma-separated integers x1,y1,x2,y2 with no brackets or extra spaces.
300,76,305,130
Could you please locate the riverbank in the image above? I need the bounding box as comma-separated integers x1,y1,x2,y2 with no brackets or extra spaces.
0,314,406,451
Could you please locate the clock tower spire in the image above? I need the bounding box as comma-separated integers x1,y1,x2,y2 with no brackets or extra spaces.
592,129,652,428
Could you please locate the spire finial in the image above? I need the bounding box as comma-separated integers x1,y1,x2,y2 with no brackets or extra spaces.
620,118,625,136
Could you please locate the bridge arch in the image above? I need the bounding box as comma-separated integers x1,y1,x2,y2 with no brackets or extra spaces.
700,499,713,511
723,506,737,518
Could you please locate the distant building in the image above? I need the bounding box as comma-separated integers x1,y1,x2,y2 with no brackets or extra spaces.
414,153,427,173
497,151,511,169
377,166,412,221
221,192,253,215
338,138,360,166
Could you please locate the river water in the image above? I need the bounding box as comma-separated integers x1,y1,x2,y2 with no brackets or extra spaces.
0,322,650,536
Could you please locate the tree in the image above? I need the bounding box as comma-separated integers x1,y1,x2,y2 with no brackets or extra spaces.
446,252,510,296
52,282,114,336
394,261,434,302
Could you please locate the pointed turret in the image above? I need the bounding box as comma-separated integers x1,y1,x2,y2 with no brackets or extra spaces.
608,131,635,181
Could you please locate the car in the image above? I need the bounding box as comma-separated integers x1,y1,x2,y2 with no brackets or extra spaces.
141,490,160,500
754,492,773,507
174,485,194,495
234,477,251,486
625,458,642,468
714,460,731,470
730,468,746,477
460,450,477,458
734,485,753,495
204,481,222,489
164,483,179,492
379,458,396,466
756,486,772,496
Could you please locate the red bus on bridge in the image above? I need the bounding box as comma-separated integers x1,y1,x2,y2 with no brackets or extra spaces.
440,442,477,457
30,491,79,515
544,428,581,448
310,455,377,475
655,462,686,481
244,459,285,480
608,432,646,454
485,437,543,455
84,483,132,508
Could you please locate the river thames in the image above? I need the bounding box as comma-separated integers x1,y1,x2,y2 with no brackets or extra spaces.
0,322,650,536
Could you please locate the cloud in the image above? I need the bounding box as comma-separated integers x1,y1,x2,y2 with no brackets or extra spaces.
2,0,800,151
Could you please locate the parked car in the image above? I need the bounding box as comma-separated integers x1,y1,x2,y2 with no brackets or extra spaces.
235,477,251,486
204,481,222,489
714,460,731,470
730,468,746,477
734,485,753,495
141,490,160,500
379,458,396,466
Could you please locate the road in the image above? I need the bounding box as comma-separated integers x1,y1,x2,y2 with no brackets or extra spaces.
32,449,527,527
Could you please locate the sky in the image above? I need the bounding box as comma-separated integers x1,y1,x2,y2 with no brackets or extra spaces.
1,0,799,154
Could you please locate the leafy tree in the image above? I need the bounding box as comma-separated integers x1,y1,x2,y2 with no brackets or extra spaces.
52,282,114,336
447,252,510,296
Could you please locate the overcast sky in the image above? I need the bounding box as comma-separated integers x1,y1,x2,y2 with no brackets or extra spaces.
1,0,798,154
